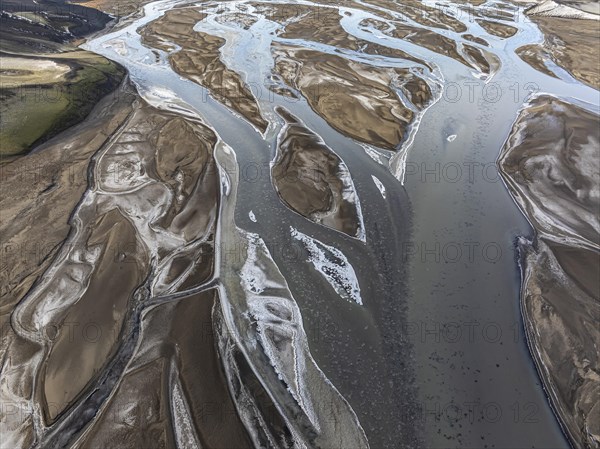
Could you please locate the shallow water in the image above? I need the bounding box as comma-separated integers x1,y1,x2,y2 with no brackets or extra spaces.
8,0,598,446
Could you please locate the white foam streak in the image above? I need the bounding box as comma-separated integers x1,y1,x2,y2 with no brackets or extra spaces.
372,175,387,199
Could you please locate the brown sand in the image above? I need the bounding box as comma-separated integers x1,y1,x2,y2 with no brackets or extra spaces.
338,0,468,31
38,97,221,422
463,43,501,75
72,358,174,448
250,2,428,67
396,68,434,109
476,19,518,37
272,107,363,238
463,33,490,46
499,95,599,246
0,82,135,316
152,115,219,242
528,15,599,89
500,95,600,449
91,98,220,294
453,0,488,6
477,19,518,39
0,83,136,446
519,239,600,449
390,22,473,67
1,77,224,445
273,44,428,150
515,44,560,79
75,290,253,449
140,7,268,132
42,208,147,422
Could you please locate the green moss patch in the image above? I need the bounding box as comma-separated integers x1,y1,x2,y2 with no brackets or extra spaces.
0,51,125,157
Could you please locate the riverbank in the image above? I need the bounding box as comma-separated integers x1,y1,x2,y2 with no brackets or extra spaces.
510,0,599,88
499,95,600,449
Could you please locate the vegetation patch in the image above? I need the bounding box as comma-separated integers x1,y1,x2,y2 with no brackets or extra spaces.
0,51,125,157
